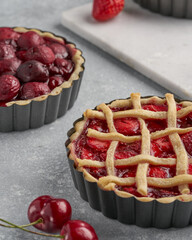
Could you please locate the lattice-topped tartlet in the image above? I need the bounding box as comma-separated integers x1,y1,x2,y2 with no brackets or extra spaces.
66,93,192,228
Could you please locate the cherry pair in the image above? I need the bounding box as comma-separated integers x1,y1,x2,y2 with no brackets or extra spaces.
0,195,98,240
28,195,98,240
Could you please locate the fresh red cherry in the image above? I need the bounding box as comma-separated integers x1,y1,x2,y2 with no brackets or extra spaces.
19,82,51,100
28,195,72,234
0,43,15,59
48,75,65,90
60,220,98,240
0,75,20,101
0,27,20,41
17,60,49,83
49,43,68,59
25,45,55,64
17,31,44,49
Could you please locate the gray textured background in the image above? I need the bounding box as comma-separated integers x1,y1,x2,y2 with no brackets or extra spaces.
0,0,191,239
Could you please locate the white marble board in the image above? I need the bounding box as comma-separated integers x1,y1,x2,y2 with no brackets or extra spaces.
61,0,192,99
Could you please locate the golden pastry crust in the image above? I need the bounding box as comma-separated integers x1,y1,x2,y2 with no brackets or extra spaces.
67,93,192,203
5,27,85,107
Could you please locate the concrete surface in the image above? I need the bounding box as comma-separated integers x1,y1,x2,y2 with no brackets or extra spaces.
0,0,191,239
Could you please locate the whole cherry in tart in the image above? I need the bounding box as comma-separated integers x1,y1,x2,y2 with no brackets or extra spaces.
48,75,65,90
17,60,49,83
0,27,76,106
28,195,72,233
0,75,20,101
17,31,44,49
19,82,51,100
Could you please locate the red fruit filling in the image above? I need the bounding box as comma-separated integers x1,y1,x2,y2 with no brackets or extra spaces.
115,141,141,159
88,118,109,133
110,106,132,112
114,117,140,136
115,166,137,178
0,27,75,106
74,101,192,199
142,103,182,112
74,121,110,162
117,185,180,198
145,119,167,133
84,167,107,179
177,113,192,128
151,136,176,158
180,131,192,157
116,185,143,198
148,187,180,198
147,165,176,178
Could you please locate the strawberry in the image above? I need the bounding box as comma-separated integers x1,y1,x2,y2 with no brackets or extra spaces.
87,137,110,151
114,117,140,136
92,0,124,22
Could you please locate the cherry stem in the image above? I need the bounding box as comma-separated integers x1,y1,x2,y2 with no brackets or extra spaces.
0,218,65,239
0,218,43,228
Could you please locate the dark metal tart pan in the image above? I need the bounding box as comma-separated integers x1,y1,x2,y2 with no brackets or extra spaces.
65,96,192,228
0,27,85,132
134,0,192,19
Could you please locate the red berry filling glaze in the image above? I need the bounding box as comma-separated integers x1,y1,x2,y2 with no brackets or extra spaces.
74,99,192,199
0,27,75,106
74,119,110,162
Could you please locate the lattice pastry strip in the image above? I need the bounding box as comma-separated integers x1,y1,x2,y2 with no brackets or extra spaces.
131,93,151,196
166,94,189,194
97,103,118,177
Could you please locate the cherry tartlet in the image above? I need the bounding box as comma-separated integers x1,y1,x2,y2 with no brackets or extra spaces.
0,27,84,131
66,93,192,228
